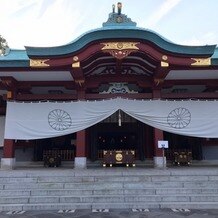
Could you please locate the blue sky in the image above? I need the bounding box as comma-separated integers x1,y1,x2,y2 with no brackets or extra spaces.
0,0,218,49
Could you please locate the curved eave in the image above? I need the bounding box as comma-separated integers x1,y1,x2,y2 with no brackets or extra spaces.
25,27,217,58
0,60,29,68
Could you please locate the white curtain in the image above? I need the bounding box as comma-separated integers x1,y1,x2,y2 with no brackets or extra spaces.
4,98,218,140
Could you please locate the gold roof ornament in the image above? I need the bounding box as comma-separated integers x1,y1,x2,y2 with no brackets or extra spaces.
103,2,136,27
112,4,115,13
117,2,122,15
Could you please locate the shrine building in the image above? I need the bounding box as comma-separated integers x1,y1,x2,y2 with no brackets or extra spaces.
1,3,218,169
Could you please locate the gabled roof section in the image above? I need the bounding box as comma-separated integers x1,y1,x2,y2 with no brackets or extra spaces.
25,1,216,59
25,28,216,58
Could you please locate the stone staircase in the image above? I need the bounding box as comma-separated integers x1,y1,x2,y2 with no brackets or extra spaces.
0,167,218,211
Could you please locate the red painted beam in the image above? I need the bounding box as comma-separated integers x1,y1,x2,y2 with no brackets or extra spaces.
47,44,104,67
16,94,78,101
41,41,208,68
15,93,153,101
138,44,205,66
162,92,218,99
85,93,152,100
17,81,76,88
85,74,152,89
10,92,218,101
164,79,218,87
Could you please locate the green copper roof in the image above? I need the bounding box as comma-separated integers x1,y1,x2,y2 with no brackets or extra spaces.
211,48,218,65
24,8,216,58
25,27,216,58
0,49,29,67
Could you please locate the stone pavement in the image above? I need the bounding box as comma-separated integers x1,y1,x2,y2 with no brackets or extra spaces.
0,209,218,218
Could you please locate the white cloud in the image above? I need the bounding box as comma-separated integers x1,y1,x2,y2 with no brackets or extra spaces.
0,0,89,48
146,0,181,28
179,32,218,46
1,0,217,49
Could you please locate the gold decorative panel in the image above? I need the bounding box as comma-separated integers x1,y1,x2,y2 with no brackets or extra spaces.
7,91,12,99
30,59,50,67
161,61,169,67
101,42,139,51
191,58,211,66
72,61,80,68
101,42,139,59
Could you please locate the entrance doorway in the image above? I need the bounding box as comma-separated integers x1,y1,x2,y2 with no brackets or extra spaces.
97,131,137,150
89,119,147,161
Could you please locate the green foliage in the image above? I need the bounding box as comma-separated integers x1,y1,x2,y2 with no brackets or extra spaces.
0,35,9,56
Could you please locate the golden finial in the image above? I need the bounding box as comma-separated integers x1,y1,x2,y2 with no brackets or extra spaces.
117,2,122,15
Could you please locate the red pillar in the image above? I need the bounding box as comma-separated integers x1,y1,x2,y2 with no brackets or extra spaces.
74,130,87,168
152,88,166,167
76,130,86,157
74,88,87,168
154,128,164,156
1,89,17,169
3,139,15,158
1,139,16,170
4,89,16,159
152,88,163,156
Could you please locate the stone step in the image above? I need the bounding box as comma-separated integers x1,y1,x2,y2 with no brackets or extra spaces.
93,202,218,210
1,175,217,183
1,168,218,177
1,168,218,211
1,194,218,204
2,188,218,197
2,180,218,190
160,202,218,209
1,201,218,211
